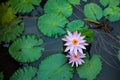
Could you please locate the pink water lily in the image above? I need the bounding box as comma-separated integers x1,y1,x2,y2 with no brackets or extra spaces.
62,31,88,55
66,52,86,67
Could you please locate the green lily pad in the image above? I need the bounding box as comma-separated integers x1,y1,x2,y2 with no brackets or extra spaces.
82,0,87,2
44,0,72,17
104,6,120,22
0,18,24,43
66,20,94,43
0,2,16,24
9,34,44,63
66,20,84,32
10,0,41,13
36,53,74,80
0,72,4,80
67,0,80,5
100,0,119,7
118,50,120,61
84,3,103,21
38,13,68,38
81,28,94,43
10,66,37,80
77,55,102,80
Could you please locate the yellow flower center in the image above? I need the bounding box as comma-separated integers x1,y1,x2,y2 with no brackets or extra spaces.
72,39,78,45
73,54,79,59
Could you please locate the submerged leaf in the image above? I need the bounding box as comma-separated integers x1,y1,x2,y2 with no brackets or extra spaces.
77,55,102,80
0,72,4,80
67,0,80,5
9,34,44,63
104,6,120,22
84,3,103,21
44,0,72,17
36,53,74,80
38,13,68,38
66,20,94,43
0,2,16,24
0,18,24,43
10,0,41,13
99,0,119,7
10,66,37,80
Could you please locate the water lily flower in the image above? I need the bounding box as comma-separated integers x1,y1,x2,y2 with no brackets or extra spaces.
66,52,86,67
62,30,88,55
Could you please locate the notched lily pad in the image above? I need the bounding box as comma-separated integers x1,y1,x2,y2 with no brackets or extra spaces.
104,6,120,22
0,2,16,24
77,55,102,80
10,66,38,80
100,0,119,7
10,0,41,13
82,0,87,2
84,3,103,21
67,0,80,5
38,13,68,38
66,20,84,32
118,50,120,61
44,0,72,17
0,18,24,43
9,34,44,63
36,53,74,80
66,20,94,43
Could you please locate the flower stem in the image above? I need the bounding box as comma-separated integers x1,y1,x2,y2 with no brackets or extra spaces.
84,18,100,25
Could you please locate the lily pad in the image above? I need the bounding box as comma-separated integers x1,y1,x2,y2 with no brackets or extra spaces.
10,0,41,13
66,20,94,43
0,18,24,43
100,0,119,7
10,66,37,80
9,34,44,63
84,3,103,21
44,0,72,17
36,53,74,80
67,0,80,5
80,28,94,43
104,6,120,22
118,50,120,61
82,0,87,2
77,55,102,80
66,20,84,32
0,2,16,24
38,13,68,38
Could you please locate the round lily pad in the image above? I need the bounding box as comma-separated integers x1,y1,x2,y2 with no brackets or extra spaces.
67,0,80,5
38,13,68,38
36,53,74,80
104,6,120,22
10,0,41,13
118,50,120,61
0,2,16,24
66,20,94,43
77,55,102,80
66,20,84,32
9,34,44,63
44,0,72,18
84,3,103,21
99,0,119,7
0,18,24,43
10,66,37,80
